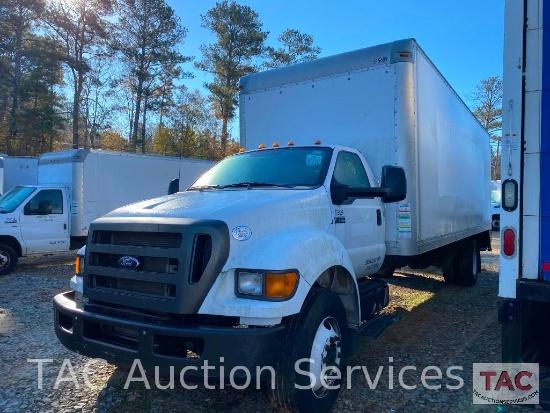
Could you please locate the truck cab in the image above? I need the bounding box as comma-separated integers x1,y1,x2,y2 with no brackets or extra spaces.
0,185,71,274
55,143,404,413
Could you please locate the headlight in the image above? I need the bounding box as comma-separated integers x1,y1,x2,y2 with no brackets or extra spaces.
236,270,299,300
237,272,263,296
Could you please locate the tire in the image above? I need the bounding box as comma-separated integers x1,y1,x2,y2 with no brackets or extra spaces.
0,243,18,276
269,289,349,413
442,263,458,284
492,215,500,232
456,239,480,287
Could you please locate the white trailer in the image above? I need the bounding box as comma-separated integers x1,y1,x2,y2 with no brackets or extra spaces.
239,38,492,266
0,149,214,274
499,0,550,404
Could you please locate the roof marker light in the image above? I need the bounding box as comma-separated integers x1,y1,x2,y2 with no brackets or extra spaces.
272,142,279,147
288,141,295,146
258,144,265,149
314,140,322,145
239,148,246,153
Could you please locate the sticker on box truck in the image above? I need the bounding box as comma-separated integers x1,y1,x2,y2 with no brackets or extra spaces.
71,201,78,215
398,203,412,238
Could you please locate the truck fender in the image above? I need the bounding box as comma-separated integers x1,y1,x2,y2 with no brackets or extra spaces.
198,226,361,327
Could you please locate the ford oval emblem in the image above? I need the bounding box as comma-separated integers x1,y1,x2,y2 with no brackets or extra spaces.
232,226,252,241
118,256,141,269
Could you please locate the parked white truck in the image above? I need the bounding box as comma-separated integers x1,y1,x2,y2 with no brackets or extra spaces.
499,0,550,404
0,149,213,275
54,39,491,413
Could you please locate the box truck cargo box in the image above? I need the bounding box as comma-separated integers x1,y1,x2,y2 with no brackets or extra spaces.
239,38,492,257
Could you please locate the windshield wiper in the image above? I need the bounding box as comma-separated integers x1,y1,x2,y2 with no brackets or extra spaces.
218,182,295,189
188,185,222,190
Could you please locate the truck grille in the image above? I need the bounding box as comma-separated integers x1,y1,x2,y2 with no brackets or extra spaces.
84,218,230,314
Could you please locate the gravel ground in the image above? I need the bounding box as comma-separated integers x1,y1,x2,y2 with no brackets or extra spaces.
0,236,547,412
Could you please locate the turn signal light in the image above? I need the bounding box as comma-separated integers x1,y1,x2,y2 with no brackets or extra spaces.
265,272,298,298
75,256,85,275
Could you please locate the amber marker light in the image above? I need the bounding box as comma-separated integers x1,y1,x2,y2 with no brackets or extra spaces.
288,141,295,146
272,142,280,147
75,256,84,275
239,148,246,153
314,140,322,145
265,272,298,298
258,144,266,149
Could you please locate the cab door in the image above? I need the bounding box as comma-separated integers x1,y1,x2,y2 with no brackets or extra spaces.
19,188,70,253
331,151,385,278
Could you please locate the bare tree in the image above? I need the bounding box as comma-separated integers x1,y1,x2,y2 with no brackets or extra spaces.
43,0,113,149
470,76,502,180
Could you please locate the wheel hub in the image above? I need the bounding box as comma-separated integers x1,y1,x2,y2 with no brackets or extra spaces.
309,317,342,397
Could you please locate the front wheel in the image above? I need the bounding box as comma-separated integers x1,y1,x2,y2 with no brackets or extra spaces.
269,289,349,413
0,243,18,276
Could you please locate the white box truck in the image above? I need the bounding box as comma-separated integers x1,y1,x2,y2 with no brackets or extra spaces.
499,0,550,405
0,149,213,275
54,39,491,413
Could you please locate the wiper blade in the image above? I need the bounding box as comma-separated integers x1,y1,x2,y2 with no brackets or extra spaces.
219,182,295,189
188,185,222,190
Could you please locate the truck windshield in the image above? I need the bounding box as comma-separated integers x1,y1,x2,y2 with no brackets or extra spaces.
190,147,333,189
0,186,36,213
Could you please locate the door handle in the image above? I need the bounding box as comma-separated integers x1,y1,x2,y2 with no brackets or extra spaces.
376,209,382,226
64,223,67,230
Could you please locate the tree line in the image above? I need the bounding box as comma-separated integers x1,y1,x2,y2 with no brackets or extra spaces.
1,0,501,173
0,0,321,159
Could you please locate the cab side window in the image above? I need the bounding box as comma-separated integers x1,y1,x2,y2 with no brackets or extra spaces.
24,190,63,215
332,152,371,188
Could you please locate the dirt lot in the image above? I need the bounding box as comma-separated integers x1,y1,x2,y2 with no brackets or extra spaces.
0,236,546,412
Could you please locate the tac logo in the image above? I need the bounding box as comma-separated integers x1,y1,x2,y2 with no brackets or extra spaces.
473,363,539,404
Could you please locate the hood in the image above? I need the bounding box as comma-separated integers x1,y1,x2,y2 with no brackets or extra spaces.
105,187,333,232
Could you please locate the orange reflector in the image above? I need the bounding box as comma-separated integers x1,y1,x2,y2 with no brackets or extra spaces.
314,140,322,145
503,229,515,257
265,272,298,298
272,142,279,147
288,141,295,146
258,144,265,149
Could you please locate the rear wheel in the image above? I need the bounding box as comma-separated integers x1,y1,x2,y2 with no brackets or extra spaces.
0,243,18,276
442,264,458,284
456,239,480,287
269,289,349,413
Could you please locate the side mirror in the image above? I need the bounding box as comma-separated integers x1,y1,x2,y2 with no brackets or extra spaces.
330,182,349,205
168,178,180,195
381,166,406,203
